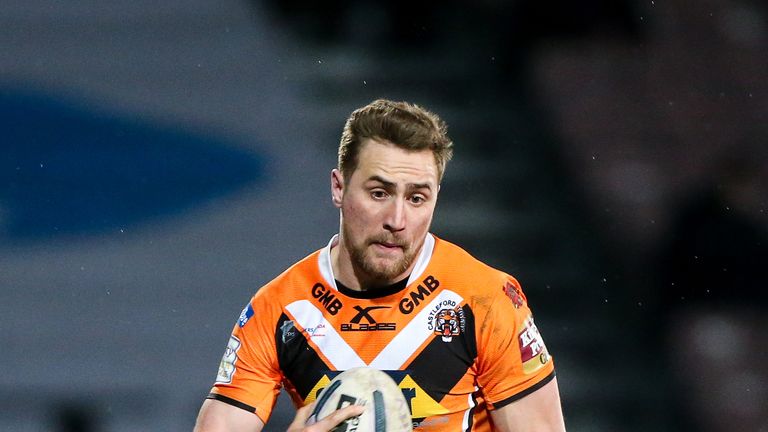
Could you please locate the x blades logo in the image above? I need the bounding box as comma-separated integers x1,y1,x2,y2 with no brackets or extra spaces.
341,305,396,332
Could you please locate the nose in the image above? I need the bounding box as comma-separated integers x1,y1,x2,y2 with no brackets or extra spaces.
383,198,406,233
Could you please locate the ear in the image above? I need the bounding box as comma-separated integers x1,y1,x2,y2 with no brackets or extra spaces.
331,169,344,208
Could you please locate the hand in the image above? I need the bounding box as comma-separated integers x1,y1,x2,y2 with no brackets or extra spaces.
287,402,365,432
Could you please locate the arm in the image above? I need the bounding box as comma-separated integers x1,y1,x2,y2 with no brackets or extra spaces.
194,398,366,432
490,377,566,432
194,398,264,432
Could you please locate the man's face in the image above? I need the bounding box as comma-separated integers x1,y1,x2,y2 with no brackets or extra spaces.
333,139,440,285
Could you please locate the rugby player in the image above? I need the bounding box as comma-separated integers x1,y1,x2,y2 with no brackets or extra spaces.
194,99,566,432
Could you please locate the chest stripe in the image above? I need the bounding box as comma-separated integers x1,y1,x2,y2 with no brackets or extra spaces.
285,300,366,369
286,290,465,370
370,290,464,369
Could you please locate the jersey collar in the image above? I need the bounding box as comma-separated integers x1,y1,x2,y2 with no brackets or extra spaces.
318,233,436,291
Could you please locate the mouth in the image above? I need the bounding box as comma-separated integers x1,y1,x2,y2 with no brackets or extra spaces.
372,241,404,252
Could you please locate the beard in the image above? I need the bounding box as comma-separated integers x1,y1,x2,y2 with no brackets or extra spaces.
342,227,420,284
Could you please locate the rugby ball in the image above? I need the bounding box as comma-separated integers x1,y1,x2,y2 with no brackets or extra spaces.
306,368,412,432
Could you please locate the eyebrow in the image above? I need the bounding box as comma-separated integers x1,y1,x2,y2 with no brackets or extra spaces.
367,175,433,191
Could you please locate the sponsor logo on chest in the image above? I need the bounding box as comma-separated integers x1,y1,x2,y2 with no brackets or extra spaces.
341,305,396,332
398,275,441,314
305,323,328,337
311,282,343,315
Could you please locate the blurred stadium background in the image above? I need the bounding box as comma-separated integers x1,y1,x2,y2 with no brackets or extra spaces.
1,1,766,431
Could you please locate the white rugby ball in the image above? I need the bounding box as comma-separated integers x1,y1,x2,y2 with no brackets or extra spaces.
306,367,412,432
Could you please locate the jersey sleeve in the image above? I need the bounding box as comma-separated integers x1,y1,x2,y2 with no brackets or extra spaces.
207,290,284,424
475,275,555,409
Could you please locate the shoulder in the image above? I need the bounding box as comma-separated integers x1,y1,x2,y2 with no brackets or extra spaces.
432,236,515,292
430,236,532,315
253,249,324,300
236,249,324,331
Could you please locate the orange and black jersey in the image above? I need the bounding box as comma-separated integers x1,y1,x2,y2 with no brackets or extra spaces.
208,234,555,431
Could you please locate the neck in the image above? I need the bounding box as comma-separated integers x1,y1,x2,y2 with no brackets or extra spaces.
330,234,417,291
330,238,362,290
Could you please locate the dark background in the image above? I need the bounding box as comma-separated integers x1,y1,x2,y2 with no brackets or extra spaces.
2,1,766,431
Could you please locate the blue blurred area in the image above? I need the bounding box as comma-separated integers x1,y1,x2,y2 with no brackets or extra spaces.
0,88,266,240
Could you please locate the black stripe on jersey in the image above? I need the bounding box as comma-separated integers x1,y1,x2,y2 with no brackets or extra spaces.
491,370,556,410
275,313,333,400
403,305,477,403
206,393,256,413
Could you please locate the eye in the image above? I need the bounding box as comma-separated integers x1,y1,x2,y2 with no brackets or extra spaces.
371,190,388,200
409,194,427,205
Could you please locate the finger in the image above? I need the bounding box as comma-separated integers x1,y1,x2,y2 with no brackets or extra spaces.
287,403,317,432
309,405,366,432
294,403,315,424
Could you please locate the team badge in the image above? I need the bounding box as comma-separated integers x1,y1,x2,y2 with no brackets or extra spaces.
216,335,241,384
434,309,460,342
502,281,525,308
518,316,550,374
427,300,466,342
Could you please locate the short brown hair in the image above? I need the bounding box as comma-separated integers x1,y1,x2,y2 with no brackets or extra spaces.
338,99,453,182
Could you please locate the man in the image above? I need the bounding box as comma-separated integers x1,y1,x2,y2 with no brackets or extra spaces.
194,99,566,432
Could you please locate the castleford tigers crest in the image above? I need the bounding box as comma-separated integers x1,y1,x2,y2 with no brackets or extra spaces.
427,299,466,342
434,309,460,342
